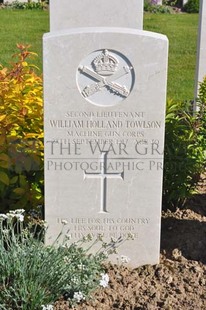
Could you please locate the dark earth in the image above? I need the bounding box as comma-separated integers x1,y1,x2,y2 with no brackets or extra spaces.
54,174,206,310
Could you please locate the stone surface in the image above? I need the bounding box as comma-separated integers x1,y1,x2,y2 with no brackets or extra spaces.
50,0,143,31
194,0,206,103
44,27,168,267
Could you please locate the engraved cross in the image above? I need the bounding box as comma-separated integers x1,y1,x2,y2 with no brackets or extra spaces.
84,152,124,213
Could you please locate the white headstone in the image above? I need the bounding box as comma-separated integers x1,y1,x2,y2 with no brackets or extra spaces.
44,1,168,267
194,0,206,105
50,0,144,31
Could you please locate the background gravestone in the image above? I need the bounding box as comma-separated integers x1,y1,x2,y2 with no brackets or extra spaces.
44,1,168,267
50,0,144,31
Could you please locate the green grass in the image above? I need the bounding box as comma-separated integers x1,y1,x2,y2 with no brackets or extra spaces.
144,13,199,101
0,10,199,101
0,10,49,70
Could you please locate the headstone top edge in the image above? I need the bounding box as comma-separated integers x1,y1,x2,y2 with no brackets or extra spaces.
44,27,168,42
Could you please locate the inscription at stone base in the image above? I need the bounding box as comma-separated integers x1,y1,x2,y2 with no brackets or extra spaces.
58,217,149,240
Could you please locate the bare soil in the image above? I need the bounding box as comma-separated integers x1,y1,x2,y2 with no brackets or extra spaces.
54,175,206,310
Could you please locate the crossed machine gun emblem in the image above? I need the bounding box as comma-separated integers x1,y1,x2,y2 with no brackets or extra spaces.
79,49,133,99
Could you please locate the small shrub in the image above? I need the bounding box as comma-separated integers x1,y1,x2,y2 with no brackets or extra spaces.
196,76,206,165
183,0,199,13
0,210,125,309
144,0,172,13
163,0,181,7
0,45,43,213
10,0,44,10
163,96,206,208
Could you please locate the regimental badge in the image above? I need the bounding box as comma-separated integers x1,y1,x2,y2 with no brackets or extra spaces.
77,49,135,107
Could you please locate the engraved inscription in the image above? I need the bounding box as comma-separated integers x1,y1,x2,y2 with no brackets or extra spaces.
57,217,150,240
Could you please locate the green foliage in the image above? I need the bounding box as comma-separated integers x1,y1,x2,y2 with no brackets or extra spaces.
9,1,45,10
163,0,181,7
0,45,43,213
0,210,115,309
196,76,206,166
183,0,199,13
163,96,206,208
144,0,172,13
198,77,206,107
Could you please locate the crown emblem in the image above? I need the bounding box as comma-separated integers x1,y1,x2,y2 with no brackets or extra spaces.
92,49,119,76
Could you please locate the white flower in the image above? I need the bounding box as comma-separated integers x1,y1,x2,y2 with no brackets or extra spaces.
2,229,9,235
97,233,104,241
14,209,25,214
111,237,117,243
127,232,135,240
77,263,85,271
61,219,68,225
73,291,85,303
120,255,130,264
65,233,71,240
99,273,109,288
6,210,25,222
41,305,54,310
103,251,109,258
39,220,48,229
6,212,16,220
8,211,15,214
71,276,79,284
63,256,71,263
7,209,24,216
15,214,24,222
0,214,8,221
83,233,93,242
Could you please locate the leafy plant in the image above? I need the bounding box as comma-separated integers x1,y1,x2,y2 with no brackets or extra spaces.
183,0,199,13
0,210,125,309
0,45,43,213
195,76,206,165
10,0,45,10
163,0,180,7
144,0,172,13
163,96,206,208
